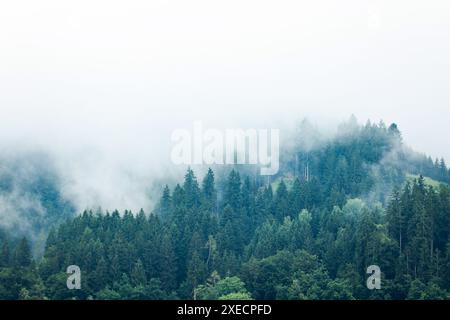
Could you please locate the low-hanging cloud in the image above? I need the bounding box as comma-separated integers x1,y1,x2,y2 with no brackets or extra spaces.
0,0,449,217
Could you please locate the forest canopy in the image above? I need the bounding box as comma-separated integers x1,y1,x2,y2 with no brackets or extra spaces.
0,119,449,300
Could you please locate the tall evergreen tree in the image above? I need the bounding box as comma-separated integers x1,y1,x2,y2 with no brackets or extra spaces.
14,238,31,267
202,168,217,212
224,170,241,211
0,239,10,268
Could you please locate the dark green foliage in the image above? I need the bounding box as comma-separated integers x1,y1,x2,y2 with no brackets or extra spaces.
14,238,32,267
195,273,252,300
1,121,449,300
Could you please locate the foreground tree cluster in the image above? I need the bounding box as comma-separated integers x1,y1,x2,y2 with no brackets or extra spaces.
1,169,448,300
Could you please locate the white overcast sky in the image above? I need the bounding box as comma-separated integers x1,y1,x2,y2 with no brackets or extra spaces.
0,0,449,210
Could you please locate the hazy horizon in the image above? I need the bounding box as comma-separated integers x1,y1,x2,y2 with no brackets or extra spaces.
1,0,449,212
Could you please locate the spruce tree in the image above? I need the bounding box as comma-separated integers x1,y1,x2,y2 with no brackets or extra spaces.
14,238,31,267
0,239,10,268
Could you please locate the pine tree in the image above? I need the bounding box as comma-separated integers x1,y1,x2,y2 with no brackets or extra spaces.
407,177,433,279
202,168,217,212
387,187,404,256
159,233,177,290
172,184,185,210
292,209,314,252
274,180,289,220
218,205,242,254
131,259,147,286
160,185,172,216
241,176,254,214
94,256,109,291
444,238,450,291
14,238,31,267
0,239,10,268
290,178,303,215
225,170,241,211
183,168,201,209
388,123,402,141
435,185,450,251
439,158,447,181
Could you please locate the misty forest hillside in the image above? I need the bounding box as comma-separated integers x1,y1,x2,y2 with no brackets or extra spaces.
0,153,75,254
0,119,449,300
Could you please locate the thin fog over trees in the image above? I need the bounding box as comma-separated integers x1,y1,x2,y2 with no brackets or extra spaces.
0,119,449,300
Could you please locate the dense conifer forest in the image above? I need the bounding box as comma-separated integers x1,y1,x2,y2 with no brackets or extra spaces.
0,120,449,299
